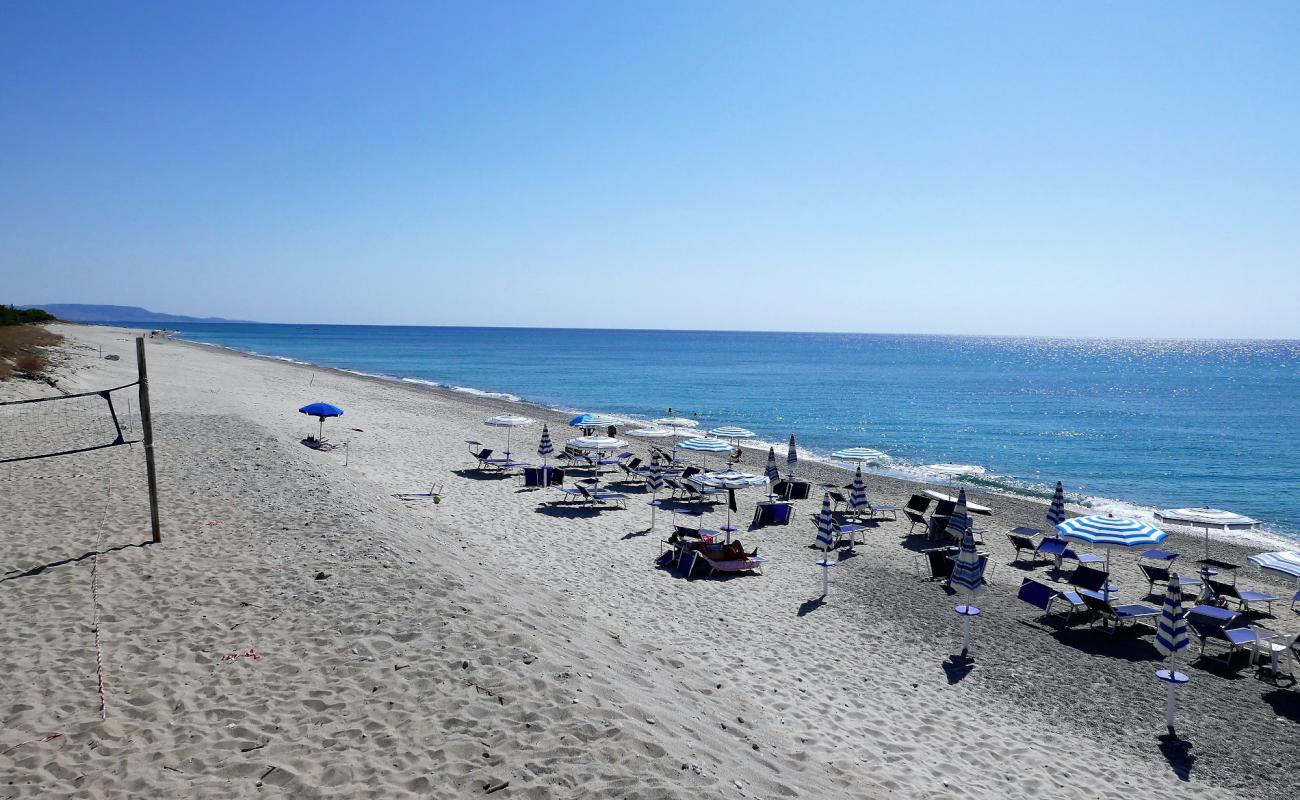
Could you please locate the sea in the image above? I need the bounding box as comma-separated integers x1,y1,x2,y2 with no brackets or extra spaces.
139,323,1300,543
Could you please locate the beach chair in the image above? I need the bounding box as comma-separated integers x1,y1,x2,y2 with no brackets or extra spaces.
863,499,899,520
577,485,628,509
1017,577,1085,622
694,541,765,576
521,466,555,489
1204,578,1279,614
1250,630,1299,685
903,495,932,535
1079,594,1161,633
915,546,957,582
1186,604,1258,665
468,443,513,471
786,481,812,501
752,501,792,528
1137,564,1201,597
1068,565,1117,597
1007,528,1047,563
827,491,849,514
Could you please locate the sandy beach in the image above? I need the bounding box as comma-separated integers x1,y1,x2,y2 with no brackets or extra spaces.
2,323,1297,799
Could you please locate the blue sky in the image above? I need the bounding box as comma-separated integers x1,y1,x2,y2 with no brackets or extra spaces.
3,2,1297,338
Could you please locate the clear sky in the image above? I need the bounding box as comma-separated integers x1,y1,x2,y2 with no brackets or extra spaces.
3,2,1297,338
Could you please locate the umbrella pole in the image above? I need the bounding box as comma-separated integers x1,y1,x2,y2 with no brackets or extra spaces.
961,616,973,659
1166,681,1178,734
318,417,324,442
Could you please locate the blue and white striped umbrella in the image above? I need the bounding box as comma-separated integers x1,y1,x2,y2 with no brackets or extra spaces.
569,413,619,429
709,425,756,440
537,424,555,461
945,488,972,542
950,508,984,595
1046,481,1066,527
646,460,665,494
1055,515,1167,548
786,434,798,475
765,447,780,482
1247,550,1300,580
653,417,698,429
848,465,868,513
626,428,676,438
830,447,888,464
1154,575,1189,658
565,435,627,451
679,436,733,470
815,492,836,551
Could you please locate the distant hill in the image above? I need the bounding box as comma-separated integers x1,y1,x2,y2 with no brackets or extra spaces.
22,304,256,324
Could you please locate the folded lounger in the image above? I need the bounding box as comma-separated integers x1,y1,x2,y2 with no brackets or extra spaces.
1017,577,1086,621
752,501,793,528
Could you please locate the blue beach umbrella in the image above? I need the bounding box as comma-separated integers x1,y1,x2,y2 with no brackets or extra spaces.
1046,481,1066,527
765,447,780,482
786,434,798,478
1057,514,1168,595
815,492,836,551
537,424,555,464
298,402,343,441
848,465,869,515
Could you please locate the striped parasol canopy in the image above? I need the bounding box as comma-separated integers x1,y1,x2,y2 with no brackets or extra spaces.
687,470,769,490
1055,515,1167,548
653,417,698,428
565,435,627,451
1247,551,1300,580
569,413,619,428
830,447,888,464
1046,481,1066,527
678,437,732,453
709,425,756,441
1155,507,1260,531
537,424,555,461
848,465,868,513
815,492,836,551
626,428,676,438
786,434,798,474
765,447,780,482
1154,575,1189,658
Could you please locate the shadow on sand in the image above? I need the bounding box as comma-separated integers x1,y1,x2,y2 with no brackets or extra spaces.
1,541,153,585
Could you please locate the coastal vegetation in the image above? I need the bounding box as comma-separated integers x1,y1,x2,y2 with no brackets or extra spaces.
0,307,62,381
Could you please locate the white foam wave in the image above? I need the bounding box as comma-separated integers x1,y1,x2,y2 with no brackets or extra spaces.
449,386,522,403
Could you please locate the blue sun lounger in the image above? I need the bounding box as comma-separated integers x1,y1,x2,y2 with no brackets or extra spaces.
1186,604,1259,665
1017,577,1085,621
1079,594,1161,633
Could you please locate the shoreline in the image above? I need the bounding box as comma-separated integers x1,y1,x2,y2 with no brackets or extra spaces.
4,322,1297,798
166,327,1299,553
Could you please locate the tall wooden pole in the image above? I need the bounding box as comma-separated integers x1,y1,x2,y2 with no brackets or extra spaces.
136,337,162,543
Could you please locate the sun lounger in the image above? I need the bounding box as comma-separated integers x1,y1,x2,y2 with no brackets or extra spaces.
1250,630,1299,685
752,501,792,528
902,495,932,535
468,444,513,471
1007,528,1048,563
1138,564,1201,596
1186,604,1258,665
827,491,849,514
1017,577,1085,621
695,548,766,576
1204,578,1279,614
577,485,628,508
916,546,957,582
1079,594,1160,632
1068,565,1118,597
837,522,868,547
521,466,557,489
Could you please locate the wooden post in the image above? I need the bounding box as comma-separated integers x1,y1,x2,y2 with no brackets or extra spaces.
136,337,162,543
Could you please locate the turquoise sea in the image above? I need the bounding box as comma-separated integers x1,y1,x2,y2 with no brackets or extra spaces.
145,323,1300,541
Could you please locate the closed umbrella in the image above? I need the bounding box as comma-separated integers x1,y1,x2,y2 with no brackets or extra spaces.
1154,576,1190,734
847,465,869,516
786,434,798,478
764,447,780,483
646,460,665,528
815,492,836,552
1046,481,1066,527
948,490,985,658
298,402,343,442
537,424,555,464
485,414,533,457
